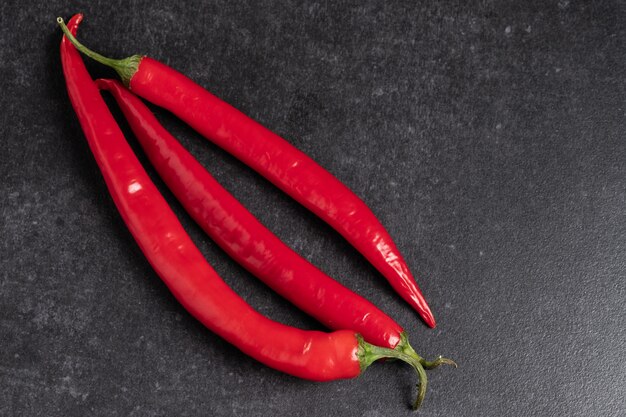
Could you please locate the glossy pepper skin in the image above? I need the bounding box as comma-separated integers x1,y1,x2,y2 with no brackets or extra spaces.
97,78,404,349
135,59,435,328
59,15,455,407
56,24,436,328
60,14,369,382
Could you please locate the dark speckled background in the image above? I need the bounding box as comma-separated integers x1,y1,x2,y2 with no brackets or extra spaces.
2,1,625,416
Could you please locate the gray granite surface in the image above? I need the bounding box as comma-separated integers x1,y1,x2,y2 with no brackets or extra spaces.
2,1,625,416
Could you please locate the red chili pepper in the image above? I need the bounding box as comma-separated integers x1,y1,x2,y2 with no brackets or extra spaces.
59,14,452,409
57,19,436,328
96,77,407,350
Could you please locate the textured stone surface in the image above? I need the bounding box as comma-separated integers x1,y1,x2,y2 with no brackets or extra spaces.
2,1,625,416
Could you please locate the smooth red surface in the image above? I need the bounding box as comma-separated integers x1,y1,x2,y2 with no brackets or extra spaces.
97,78,403,349
129,57,436,327
60,14,361,381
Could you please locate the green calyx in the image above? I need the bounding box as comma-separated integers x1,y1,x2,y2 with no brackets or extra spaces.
357,333,456,410
56,17,143,87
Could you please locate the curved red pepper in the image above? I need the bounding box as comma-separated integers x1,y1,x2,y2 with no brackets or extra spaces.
57,21,436,328
59,14,451,408
97,78,406,349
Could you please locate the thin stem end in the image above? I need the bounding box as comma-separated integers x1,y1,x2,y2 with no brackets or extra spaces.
56,16,142,87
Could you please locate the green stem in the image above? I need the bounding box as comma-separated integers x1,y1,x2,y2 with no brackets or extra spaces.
357,336,424,409
358,333,456,410
421,356,458,370
56,17,142,87
396,333,458,370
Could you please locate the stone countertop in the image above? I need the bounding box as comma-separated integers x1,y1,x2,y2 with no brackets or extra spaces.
2,1,625,416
